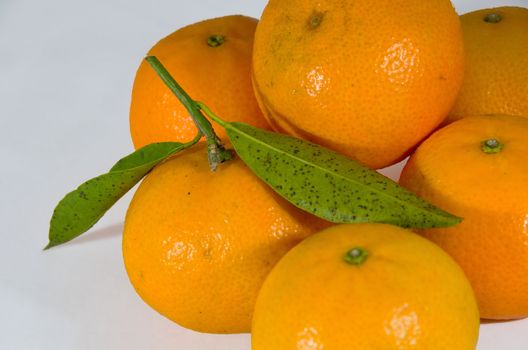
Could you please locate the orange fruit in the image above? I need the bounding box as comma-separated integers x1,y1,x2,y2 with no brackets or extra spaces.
252,0,464,169
122,144,329,333
130,15,270,149
447,7,528,123
399,115,528,319
252,223,480,349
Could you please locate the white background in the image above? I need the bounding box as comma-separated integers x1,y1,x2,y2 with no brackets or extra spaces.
1,0,527,349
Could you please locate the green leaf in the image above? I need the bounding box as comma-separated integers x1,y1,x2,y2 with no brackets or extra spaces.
223,122,461,228
46,141,196,249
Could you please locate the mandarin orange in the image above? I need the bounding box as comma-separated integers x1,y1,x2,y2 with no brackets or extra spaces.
122,144,329,333
252,224,479,349
400,115,528,319
448,7,528,123
252,0,464,168
130,15,269,149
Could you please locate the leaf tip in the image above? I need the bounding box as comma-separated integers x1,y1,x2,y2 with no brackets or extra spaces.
430,212,463,229
43,241,59,251
449,214,464,226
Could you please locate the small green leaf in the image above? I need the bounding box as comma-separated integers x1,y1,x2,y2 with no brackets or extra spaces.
223,122,461,228
46,141,196,249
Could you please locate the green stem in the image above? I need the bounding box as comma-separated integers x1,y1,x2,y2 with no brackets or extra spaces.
184,132,204,147
145,56,231,171
196,101,229,127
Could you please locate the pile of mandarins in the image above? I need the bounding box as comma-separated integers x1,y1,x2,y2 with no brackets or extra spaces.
124,1,528,348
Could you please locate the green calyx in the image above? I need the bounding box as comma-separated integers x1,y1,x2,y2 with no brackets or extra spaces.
484,13,502,23
207,34,225,47
344,247,369,266
481,138,503,154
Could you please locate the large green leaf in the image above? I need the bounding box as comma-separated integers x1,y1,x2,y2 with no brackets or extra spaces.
223,122,461,228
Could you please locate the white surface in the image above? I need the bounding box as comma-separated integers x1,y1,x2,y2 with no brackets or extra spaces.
1,0,527,349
